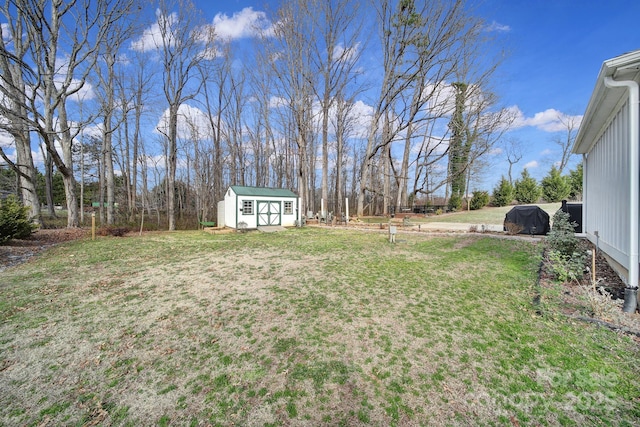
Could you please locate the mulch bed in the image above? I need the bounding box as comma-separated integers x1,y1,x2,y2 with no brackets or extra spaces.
0,228,88,272
538,240,640,339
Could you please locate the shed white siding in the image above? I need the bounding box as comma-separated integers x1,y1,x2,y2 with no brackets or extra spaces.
223,186,299,229
584,99,632,269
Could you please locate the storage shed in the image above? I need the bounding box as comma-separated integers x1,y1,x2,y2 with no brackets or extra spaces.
219,185,299,229
573,49,640,291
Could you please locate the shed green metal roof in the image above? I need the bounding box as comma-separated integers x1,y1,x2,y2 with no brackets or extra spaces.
230,185,297,198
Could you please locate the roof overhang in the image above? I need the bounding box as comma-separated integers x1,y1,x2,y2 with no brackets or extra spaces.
573,50,640,154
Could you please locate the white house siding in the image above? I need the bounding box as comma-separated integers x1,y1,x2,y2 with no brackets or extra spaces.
584,99,632,270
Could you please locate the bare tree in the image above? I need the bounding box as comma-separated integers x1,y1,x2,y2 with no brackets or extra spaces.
0,1,41,224
92,8,139,225
6,0,136,227
268,0,317,217
298,0,364,217
149,0,214,230
554,113,579,174
504,137,523,184
357,0,475,216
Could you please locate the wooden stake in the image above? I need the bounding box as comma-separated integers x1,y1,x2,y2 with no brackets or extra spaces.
592,249,596,290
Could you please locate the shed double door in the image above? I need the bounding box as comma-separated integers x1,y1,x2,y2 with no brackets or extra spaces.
257,201,281,226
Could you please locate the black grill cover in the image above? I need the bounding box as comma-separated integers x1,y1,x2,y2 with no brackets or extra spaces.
504,206,550,235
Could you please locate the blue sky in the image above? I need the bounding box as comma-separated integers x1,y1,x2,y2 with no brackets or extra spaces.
193,0,640,189
475,0,640,182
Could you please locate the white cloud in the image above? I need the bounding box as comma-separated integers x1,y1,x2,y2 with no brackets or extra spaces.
213,7,273,40
131,9,179,52
540,148,552,156
156,104,213,140
1,23,10,41
269,96,288,109
0,128,13,149
333,42,361,65
524,160,539,169
508,106,583,132
349,100,375,137
485,21,511,32
52,56,95,102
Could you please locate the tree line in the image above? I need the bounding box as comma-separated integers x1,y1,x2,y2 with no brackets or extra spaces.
0,0,516,229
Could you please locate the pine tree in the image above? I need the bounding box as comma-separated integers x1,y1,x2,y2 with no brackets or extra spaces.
514,169,541,204
541,166,571,202
492,176,514,207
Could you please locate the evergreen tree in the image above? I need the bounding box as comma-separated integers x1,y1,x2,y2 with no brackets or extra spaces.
514,169,541,204
492,176,514,207
470,190,489,210
0,195,35,243
541,165,571,202
568,163,583,200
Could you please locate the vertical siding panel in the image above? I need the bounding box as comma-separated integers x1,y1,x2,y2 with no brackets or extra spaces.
585,99,631,268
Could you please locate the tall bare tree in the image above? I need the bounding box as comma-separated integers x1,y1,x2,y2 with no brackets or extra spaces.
554,113,579,174
148,0,214,230
7,0,136,227
269,0,317,217
0,2,41,224
504,137,523,184
357,0,474,216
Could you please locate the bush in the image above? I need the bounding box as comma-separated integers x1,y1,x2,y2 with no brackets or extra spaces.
447,194,462,212
547,210,579,256
469,190,489,210
541,166,571,202
545,210,585,283
514,169,541,204
0,195,35,243
492,177,514,207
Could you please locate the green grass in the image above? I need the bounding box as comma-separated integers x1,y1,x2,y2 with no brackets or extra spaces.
415,202,561,224
0,228,638,426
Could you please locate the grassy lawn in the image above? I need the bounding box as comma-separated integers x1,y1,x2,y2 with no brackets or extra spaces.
1,228,638,426
418,203,562,225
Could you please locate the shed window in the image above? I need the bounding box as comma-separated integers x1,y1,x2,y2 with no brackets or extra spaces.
284,201,293,215
242,200,253,215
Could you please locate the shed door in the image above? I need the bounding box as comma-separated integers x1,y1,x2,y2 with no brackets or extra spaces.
257,201,281,226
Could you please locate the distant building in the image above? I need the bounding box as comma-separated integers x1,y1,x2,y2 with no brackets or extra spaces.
219,185,299,229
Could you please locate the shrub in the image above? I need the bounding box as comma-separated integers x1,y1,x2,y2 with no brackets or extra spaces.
545,210,585,283
547,210,579,256
492,177,514,207
514,169,541,204
447,194,462,212
469,190,489,210
504,222,523,235
541,166,571,202
98,226,130,237
0,195,35,243
547,249,586,283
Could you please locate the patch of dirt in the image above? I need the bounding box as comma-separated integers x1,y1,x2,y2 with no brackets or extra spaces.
0,228,87,272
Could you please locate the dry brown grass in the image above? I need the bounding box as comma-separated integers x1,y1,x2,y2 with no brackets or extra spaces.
1,229,638,426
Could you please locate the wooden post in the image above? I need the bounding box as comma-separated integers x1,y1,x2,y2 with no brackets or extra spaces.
345,198,349,225
592,249,596,289
91,212,96,241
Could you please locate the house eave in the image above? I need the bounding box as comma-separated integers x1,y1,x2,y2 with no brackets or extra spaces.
573,50,640,154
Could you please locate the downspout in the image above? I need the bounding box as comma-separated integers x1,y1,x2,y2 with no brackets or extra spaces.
582,153,587,236
604,77,639,296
